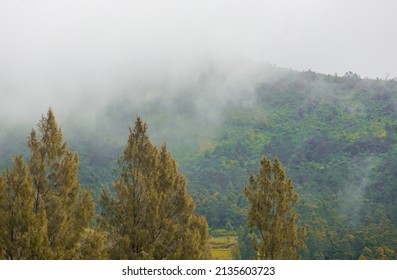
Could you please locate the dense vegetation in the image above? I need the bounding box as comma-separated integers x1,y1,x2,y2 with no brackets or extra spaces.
0,111,106,259
0,111,210,259
244,156,305,259
1,66,397,259
99,117,210,259
184,70,397,259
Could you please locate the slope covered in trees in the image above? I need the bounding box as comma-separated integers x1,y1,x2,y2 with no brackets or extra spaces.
184,70,397,259
1,66,396,259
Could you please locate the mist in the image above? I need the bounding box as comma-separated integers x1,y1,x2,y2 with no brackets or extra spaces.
2,1,397,261
1,0,397,127
338,156,377,227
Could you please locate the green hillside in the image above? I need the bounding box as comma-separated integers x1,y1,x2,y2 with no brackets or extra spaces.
1,67,396,259
182,70,397,259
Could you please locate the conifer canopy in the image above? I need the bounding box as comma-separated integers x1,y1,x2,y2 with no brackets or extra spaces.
100,116,210,259
244,156,305,259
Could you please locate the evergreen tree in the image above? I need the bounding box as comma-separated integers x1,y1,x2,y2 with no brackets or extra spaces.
232,225,257,260
0,156,48,259
100,117,210,259
27,109,105,259
244,156,305,259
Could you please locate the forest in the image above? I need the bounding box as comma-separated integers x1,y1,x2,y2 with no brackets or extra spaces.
1,66,397,259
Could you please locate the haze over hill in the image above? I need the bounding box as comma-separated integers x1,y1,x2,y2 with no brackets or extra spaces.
1,1,397,260
3,65,396,259
1,0,397,126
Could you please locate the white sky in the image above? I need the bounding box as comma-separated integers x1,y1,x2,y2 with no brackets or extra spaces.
0,0,396,121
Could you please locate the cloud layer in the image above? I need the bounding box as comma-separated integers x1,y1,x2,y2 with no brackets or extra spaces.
1,0,396,123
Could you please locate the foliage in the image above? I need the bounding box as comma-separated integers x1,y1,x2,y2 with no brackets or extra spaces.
182,70,397,259
100,117,210,259
232,225,257,260
1,67,397,259
244,156,306,259
27,109,106,259
0,156,48,259
0,110,107,259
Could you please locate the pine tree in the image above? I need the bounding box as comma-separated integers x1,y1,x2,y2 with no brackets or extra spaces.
0,156,48,259
232,225,257,260
27,109,105,259
100,117,210,259
244,156,305,259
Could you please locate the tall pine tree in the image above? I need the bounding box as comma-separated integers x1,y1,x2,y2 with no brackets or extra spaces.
244,156,305,259
27,109,106,259
100,117,210,259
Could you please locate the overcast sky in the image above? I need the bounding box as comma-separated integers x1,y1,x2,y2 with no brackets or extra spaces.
1,0,396,122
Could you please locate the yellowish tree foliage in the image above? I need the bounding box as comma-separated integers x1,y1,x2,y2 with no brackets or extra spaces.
244,156,305,259
27,109,106,259
0,156,48,259
100,117,210,259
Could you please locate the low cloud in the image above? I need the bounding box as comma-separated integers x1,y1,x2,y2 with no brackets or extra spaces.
0,0,396,126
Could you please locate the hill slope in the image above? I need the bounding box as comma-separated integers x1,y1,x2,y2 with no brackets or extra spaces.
1,67,396,259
